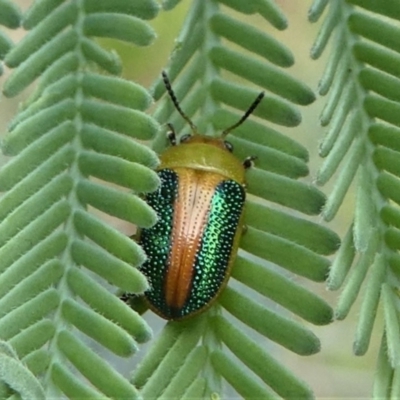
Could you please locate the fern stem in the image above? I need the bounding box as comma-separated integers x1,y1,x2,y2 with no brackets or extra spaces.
42,1,92,397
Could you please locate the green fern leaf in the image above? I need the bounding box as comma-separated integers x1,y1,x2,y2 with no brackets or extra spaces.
309,0,400,395
133,1,339,399
0,0,160,398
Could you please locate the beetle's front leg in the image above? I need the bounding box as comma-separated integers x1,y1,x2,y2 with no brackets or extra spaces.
242,155,257,169
166,123,177,146
120,292,149,316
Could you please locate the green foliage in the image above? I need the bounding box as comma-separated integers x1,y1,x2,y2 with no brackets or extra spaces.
0,0,161,398
310,0,400,396
131,1,339,399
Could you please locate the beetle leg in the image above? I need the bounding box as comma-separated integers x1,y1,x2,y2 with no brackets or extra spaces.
120,292,149,315
166,123,177,146
130,231,140,242
243,155,257,169
120,292,134,303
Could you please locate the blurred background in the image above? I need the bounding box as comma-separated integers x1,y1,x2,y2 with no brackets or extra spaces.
0,1,380,398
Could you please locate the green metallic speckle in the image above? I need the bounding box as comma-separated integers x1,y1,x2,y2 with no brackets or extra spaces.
140,169,177,315
182,180,244,317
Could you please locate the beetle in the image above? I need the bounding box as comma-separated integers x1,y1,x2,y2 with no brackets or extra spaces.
138,72,264,320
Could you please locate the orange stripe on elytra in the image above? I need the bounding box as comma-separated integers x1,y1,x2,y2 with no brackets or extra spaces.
165,168,225,310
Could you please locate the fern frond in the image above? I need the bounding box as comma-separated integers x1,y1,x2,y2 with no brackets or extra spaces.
0,1,160,398
135,1,340,399
309,0,400,392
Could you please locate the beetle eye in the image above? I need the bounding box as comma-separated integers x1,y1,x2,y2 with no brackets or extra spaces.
224,141,234,152
180,134,192,143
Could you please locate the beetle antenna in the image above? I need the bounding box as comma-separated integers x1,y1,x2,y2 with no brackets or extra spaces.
222,91,265,137
162,71,197,134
